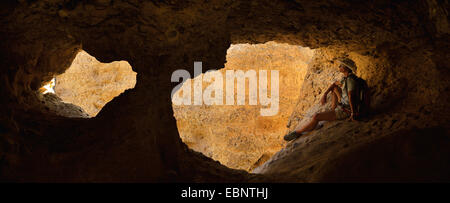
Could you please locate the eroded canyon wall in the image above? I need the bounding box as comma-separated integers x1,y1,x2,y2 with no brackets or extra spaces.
173,42,314,171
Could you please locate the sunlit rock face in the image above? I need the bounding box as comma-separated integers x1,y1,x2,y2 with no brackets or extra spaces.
253,47,450,182
173,42,314,171
54,51,137,117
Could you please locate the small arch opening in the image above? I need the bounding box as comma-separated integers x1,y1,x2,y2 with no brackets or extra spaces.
39,50,137,118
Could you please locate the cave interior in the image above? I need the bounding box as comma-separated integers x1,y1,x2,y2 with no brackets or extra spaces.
0,0,449,182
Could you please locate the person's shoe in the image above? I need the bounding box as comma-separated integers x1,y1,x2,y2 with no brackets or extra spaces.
315,121,326,130
284,131,301,141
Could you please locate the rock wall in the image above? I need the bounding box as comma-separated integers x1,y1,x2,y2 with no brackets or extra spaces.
54,50,137,117
0,0,448,182
173,42,314,171
253,45,450,182
38,93,90,118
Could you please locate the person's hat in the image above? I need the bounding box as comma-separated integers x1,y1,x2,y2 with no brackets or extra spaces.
336,57,357,73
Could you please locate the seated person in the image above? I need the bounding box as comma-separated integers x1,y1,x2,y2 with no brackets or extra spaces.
284,58,359,141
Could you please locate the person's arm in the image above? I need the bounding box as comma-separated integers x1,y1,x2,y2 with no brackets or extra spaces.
346,77,357,121
348,90,357,120
321,81,341,105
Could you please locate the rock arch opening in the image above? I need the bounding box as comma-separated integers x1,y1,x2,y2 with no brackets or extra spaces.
39,50,137,118
172,41,314,171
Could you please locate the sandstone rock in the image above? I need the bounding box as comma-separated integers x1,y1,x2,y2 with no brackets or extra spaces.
173,42,314,171
54,50,137,117
253,44,450,182
38,93,90,118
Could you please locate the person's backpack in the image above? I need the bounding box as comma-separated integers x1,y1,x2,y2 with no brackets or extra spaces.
348,74,371,119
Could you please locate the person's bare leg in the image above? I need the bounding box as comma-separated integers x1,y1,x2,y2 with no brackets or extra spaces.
331,86,342,110
295,111,337,134
330,90,338,110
